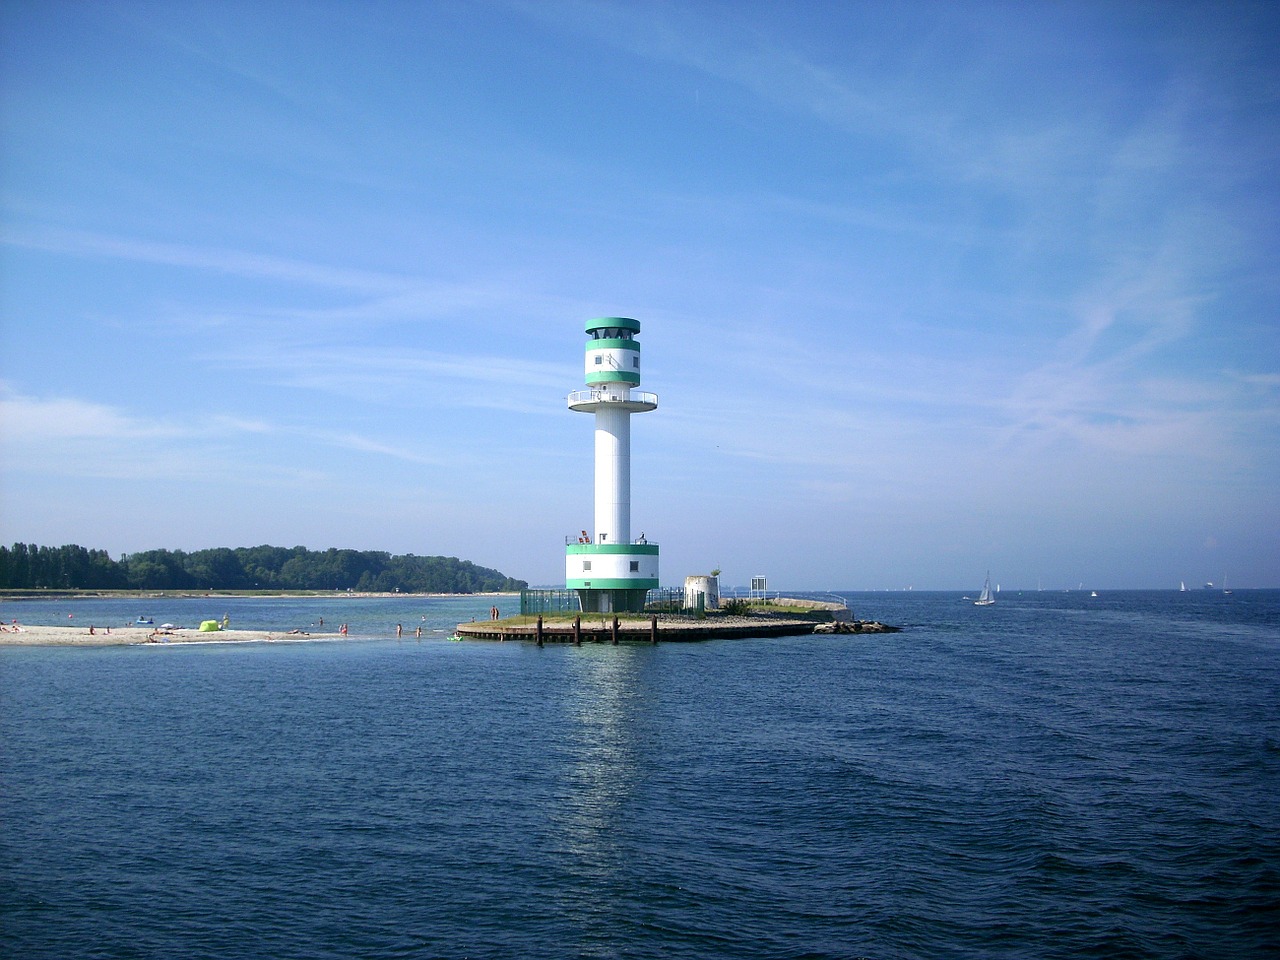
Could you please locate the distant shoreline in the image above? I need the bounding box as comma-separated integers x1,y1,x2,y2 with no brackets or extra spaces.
0,590,520,601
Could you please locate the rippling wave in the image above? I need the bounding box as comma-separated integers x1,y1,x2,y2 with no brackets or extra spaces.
2,591,1277,958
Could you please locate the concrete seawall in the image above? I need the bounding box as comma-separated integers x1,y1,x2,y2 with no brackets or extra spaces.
454,612,899,643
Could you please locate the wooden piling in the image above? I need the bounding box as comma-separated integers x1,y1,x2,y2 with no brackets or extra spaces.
573,615,581,646
611,616,619,645
536,615,544,647
650,614,658,644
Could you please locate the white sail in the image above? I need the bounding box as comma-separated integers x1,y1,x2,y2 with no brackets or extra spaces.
975,572,995,606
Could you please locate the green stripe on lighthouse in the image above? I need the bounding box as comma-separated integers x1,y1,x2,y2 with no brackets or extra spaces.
586,371,641,385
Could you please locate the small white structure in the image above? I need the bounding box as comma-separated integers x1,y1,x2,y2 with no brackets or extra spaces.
684,575,720,611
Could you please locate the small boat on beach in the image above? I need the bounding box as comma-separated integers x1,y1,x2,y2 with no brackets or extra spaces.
136,617,154,624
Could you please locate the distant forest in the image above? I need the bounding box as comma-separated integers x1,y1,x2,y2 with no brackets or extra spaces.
0,544,527,593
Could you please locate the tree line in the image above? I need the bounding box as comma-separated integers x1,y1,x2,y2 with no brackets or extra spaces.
0,543,527,593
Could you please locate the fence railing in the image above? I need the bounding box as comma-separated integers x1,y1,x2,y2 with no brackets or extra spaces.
563,534,661,546
520,589,581,615
566,389,658,405
521,586,691,616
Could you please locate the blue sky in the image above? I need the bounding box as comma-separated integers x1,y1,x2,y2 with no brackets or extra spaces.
2,0,1277,590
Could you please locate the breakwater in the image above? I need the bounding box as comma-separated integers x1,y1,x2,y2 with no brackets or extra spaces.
455,611,900,643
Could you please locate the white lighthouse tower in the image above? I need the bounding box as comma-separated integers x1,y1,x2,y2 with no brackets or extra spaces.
565,317,659,613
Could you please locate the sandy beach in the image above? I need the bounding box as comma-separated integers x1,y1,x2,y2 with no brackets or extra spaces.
0,625,343,646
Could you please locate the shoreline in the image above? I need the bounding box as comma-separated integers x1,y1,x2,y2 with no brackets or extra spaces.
0,591,520,601
0,625,344,647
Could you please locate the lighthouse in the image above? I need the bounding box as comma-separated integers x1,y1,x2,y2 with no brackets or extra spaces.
565,317,659,613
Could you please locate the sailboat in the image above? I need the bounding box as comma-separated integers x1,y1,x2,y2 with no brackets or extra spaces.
1180,581,1187,592
974,572,995,606
1223,576,1232,596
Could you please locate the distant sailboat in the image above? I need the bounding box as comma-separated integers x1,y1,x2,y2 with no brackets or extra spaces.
975,573,995,606
1180,581,1187,592
1223,576,1232,596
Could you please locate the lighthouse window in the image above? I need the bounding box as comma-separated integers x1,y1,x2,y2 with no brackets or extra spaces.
594,356,602,364
582,561,592,571
629,561,640,572
632,357,640,368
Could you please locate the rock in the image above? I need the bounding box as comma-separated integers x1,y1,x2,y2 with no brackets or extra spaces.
813,620,901,634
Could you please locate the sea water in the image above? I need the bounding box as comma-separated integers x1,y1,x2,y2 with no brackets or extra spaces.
1,591,1277,959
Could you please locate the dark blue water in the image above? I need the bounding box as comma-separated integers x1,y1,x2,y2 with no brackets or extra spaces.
2,591,1278,959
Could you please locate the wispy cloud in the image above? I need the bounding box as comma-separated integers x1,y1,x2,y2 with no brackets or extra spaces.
0,383,207,442
300,429,455,468
2,224,410,294
1,223,617,344
516,1,1095,190
0,383,292,486
207,343,573,415
0,383,456,481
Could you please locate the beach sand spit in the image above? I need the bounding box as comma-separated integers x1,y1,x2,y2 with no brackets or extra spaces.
0,625,342,646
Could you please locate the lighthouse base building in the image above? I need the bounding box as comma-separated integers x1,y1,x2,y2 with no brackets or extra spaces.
565,317,658,614
565,541,659,614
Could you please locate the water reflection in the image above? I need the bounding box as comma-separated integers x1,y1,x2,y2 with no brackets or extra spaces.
553,645,652,883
